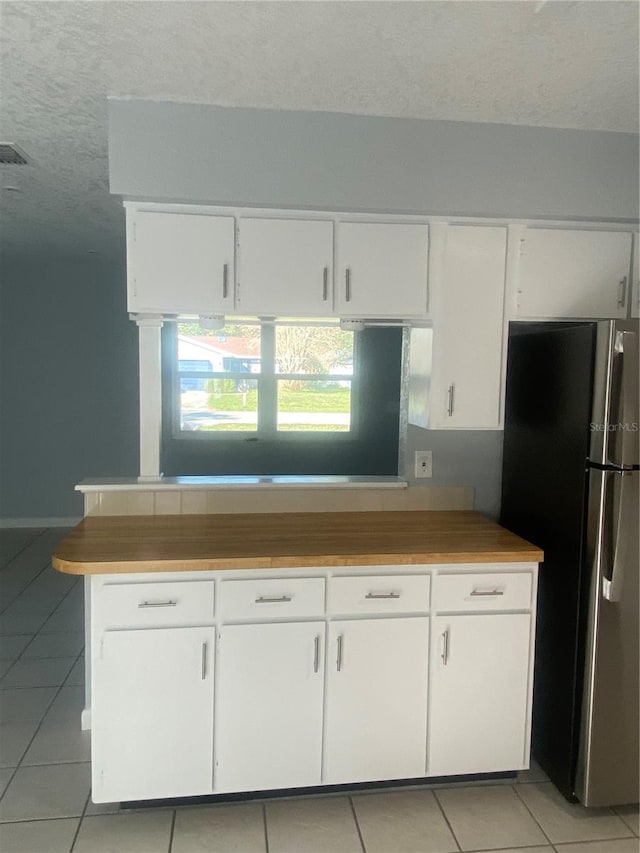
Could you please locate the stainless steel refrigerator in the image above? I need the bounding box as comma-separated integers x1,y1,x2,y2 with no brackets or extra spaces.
500,319,639,807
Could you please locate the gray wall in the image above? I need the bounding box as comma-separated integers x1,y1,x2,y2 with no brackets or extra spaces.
109,99,639,222
0,255,139,520
405,427,504,518
109,99,638,518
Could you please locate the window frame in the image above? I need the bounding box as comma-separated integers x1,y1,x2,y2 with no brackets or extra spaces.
170,322,360,442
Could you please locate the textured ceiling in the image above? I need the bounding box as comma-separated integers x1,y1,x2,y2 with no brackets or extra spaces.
1,0,638,259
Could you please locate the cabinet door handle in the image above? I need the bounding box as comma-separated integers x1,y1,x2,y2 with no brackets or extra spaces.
222,263,229,299
322,266,329,301
138,600,177,609
336,634,344,671
365,592,400,600
314,635,321,673
201,642,207,680
345,268,352,303
470,589,505,597
447,384,455,417
254,595,292,604
441,628,450,666
618,276,627,308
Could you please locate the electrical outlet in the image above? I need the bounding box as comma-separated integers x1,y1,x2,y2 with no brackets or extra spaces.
414,450,433,479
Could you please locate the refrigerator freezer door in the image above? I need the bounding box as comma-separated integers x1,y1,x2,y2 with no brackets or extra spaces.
501,321,596,800
577,467,639,806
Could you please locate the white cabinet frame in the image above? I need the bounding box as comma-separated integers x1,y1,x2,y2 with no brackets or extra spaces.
89,560,538,803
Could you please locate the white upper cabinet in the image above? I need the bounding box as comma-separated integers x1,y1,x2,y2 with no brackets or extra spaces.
126,209,235,315
631,233,639,319
237,218,334,317
429,224,508,429
512,228,633,319
335,222,429,318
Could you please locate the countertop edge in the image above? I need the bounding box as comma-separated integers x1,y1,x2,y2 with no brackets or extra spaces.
53,550,543,575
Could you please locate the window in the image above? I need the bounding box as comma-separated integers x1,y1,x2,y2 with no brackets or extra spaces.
174,322,355,437
161,322,402,477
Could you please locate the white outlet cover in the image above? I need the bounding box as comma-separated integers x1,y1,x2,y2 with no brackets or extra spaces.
414,450,433,478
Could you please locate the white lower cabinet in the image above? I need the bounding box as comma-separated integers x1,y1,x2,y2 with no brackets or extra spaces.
429,613,531,776
215,622,325,792
92,626,215,803
90,564,537,802
324,618,429,784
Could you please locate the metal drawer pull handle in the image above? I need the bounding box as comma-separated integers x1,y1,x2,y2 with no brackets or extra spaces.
345,267,352,302
441,628,450,666
337,635,344,671
322,266,329,301
222,263,229,299
470,589,505,597
201,642,207,680
365,592,400,600
255,595,292,604
618,276,627,308
314,635,320,673
138,600,177,608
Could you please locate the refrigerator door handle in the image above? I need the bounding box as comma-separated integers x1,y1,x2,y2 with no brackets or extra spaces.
607,329,639,468
601,470,629,602
619,330,639,467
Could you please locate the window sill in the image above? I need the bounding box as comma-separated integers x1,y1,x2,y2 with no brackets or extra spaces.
75,475,408,493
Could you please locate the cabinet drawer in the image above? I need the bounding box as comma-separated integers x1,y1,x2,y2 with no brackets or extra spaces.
99,581,215,629
433,573,532,613
220,578,325,620
329,575,430,614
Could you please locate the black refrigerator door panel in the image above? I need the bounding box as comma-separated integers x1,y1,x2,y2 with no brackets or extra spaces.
500,322,596,800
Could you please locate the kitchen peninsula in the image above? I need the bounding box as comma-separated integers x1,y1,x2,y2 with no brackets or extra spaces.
53,509,542,804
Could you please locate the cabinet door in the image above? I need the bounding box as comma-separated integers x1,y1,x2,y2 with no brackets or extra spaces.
336,223,429,317
631,233,639,319
127,209,235,315
430,225,507,429
237,218,334,316
429,614,531,776
515,229,632,319
325,618,429,784
215,622,325,792
92,626,214,802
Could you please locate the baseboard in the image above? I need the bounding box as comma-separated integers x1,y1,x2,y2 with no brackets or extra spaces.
81,707,92,731
0,517,82,529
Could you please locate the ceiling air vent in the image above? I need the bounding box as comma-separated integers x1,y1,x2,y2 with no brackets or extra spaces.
0,144,30,165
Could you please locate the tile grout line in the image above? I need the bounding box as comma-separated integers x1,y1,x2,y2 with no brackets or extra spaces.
168,807,177,852
0,555,61,617
0,563,83,684
263,801,270,853
0,528,50,573
348,795,367,853
431,787,463,852
0,547,87,812
0,528,69,611
69,785,93,851
511,782,556,848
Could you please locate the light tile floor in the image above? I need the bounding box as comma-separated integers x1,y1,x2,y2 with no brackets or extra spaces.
0,527,638,853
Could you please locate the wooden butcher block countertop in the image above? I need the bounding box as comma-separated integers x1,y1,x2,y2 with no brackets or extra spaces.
52,511,543,574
